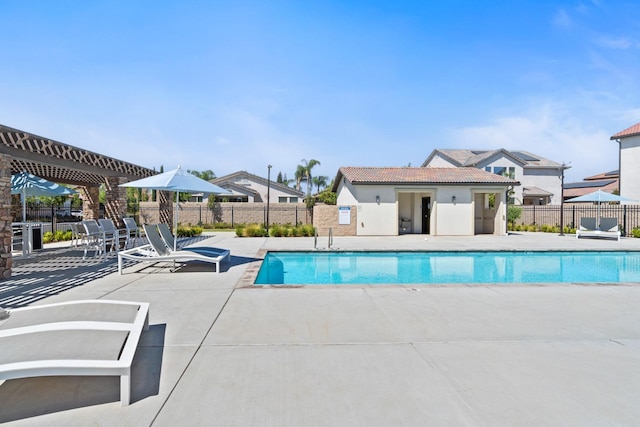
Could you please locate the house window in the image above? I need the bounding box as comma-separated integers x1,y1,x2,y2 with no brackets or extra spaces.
488,166,516,179
290,197,298,203
278,197,287,203
493,166,506,176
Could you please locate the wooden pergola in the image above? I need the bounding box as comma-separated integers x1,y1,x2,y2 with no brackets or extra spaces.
0,124,170,279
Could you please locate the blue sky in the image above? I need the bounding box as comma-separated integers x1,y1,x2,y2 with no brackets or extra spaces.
1,0,639,187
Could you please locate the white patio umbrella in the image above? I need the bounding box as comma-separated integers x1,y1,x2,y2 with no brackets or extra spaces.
565,189,636,228
120,166,230,251
11,171,77,222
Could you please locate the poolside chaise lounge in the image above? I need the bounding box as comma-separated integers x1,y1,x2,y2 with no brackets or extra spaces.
0,299,149,406
117,224,230,274
576,217,621,241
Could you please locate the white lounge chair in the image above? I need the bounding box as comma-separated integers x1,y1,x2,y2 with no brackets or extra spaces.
0,299,150,406
157,223,221,254
576,217,621,241
117,224,230,274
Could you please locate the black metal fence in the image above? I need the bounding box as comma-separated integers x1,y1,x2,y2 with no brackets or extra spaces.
516,204,640,236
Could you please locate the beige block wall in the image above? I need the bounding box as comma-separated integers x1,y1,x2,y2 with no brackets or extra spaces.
313,204,357,236
138,202,311,226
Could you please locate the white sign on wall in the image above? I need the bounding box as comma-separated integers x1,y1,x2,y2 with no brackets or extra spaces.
338,206,351,225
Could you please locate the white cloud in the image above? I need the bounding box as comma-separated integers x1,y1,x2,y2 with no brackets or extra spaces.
552,8,573,29
594,36,637,49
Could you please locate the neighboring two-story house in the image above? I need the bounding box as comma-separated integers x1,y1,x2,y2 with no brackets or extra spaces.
611,122,640,203
421,149,566,205
210,171,304,203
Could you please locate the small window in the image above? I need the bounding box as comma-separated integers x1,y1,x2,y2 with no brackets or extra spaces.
290,197,298,203
493,166,506,176
485,166,491,172
278,197,287,203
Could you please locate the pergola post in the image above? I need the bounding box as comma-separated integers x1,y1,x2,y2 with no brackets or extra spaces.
0,153,13,279
159,190,173,227
105,176,127,227
81,186,101,220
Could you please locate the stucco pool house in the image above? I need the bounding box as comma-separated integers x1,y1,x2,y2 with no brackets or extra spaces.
332,166,520,236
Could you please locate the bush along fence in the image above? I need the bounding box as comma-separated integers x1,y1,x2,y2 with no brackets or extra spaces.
511,204,640,236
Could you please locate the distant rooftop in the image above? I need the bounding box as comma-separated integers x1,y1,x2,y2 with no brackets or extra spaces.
422,148,564,169
332,166,519,191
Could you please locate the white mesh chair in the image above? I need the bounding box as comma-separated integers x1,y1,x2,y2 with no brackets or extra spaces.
123,217,140,249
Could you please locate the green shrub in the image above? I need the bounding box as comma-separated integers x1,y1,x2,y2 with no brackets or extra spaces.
507,206,522,229
632,227,640,238
177,225,203,237
236,223,267,237
269,224,285,237
42,230,73,244
300,224,315,236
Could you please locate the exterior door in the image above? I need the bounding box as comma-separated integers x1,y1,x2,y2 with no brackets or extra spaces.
421,197,431,234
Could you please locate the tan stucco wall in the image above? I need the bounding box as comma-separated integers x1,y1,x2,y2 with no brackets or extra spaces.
336,181,509,236
620,135,640,203
313,204,357,236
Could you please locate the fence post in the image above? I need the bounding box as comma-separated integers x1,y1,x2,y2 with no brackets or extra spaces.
532,205,536,225
623,205,627,237
231,206,234,227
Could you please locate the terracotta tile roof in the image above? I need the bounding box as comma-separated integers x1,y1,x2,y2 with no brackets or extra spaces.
335,167,520,188
610,122,640,139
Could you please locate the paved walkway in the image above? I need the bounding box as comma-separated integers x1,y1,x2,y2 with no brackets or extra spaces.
1,232,639,426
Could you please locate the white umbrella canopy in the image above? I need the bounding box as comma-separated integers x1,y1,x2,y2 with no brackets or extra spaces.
120,166,231,250
11,172,77,222
565,189,637,228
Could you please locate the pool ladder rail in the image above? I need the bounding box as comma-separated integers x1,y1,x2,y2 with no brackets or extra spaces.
314,227,334,250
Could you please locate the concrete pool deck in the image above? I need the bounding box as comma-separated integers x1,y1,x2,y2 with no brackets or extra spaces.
1,232,640,426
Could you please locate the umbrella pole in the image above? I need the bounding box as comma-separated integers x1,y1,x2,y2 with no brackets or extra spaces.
174,191,179,252
22,188,27,222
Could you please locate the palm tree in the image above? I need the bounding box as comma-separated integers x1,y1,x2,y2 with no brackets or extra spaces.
312,175,329,193
188,169,216,181
294,164,307,191
300,159,321,195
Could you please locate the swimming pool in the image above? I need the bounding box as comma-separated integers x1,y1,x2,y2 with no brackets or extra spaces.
254,251,640,285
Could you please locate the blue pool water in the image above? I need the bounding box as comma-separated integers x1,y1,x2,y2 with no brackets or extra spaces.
254,251,640,285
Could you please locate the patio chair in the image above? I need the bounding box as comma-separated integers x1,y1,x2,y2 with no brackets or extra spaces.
81,220,110,260
98,218,128,251
69,222,87,247
123,217,140,249
0,299,150,406
117,224,230,274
